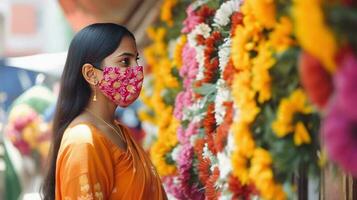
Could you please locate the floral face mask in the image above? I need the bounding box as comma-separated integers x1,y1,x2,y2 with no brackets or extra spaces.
98,65,144,107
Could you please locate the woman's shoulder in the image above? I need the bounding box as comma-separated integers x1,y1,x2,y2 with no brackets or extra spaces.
59,122,110,152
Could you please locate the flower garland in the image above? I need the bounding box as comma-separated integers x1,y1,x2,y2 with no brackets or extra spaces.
141,0,357,198
213,0,243,27
141,25,181,176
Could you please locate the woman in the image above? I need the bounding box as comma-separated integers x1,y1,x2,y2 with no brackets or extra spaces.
41,23,167,200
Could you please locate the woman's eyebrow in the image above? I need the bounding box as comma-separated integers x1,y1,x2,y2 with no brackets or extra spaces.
117,52,139,57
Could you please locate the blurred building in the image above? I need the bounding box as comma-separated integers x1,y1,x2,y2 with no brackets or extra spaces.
0,0,73,57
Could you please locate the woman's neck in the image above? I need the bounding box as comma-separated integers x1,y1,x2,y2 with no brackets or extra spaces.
85,95,117,123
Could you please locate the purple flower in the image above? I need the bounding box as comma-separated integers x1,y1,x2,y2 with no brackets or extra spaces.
334,52,357,120
321,104,357,176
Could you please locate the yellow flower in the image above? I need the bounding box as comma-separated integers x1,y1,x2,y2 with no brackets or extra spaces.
158,58,179,88
160,0,178,27
294,122,311,146
246,0,276,28
252,42,276,103
150,116,179,176
272,89,313,146
232,25,253,70
240,101,260,124
138,109,155,124
270,17,294,53
232,122,256,157
231,151,250,184
173,35,187,69
232,71,255,107
293,0,337,73
249,148,286,200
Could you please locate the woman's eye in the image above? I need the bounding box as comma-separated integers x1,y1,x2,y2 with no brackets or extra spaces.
120,58,130,66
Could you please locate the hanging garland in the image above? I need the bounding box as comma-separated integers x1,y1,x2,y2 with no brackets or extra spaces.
140,0,357,199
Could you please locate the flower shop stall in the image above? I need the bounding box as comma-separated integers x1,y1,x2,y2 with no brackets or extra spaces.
139,0,357,199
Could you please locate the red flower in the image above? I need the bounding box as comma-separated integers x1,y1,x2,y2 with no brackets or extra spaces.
204,103,216,134
195,138,211,185
215,102,234,152
198,156,211,184
197,5,215,23
223,60,238,86
205,167,221,200
231,12,244,36
197,34,206,46
228,175,256,200
299,51,334,110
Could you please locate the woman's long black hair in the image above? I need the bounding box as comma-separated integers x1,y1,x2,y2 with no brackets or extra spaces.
41,23,134,200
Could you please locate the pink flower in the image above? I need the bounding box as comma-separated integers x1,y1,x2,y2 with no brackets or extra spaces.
334,51,357,120
163,176,184,199
321,104,357,176
177,126,185,143
177,144,204,199
182,5,201,34
174,92,185,120
174,43,198,121
177,122,199,144
181,43,199,89
174,90,193,121
14,139,32,156
186,121,199,138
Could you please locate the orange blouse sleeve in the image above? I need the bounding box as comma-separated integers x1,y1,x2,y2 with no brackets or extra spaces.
55,125,114,200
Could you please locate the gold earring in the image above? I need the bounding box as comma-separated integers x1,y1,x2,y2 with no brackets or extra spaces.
93,80,98,102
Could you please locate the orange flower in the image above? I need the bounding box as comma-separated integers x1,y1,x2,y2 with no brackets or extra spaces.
215,102,234,152
204,103,217,135
223,60,239,86
205,167,220,200
228,175,256,199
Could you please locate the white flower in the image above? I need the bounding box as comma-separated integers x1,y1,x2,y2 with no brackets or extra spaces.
171,145,182,162
188,23,211,81
188,23,211,47
218,186,233,200
217,152,232,180
215,79,232,125
195,46,205,81
202,143,213,159
214,0,243,27
226,130,235,153
190,134,200,147
218,38,232,74
183,98,206,121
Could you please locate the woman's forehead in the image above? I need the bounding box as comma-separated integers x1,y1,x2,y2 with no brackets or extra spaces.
111,36,138,57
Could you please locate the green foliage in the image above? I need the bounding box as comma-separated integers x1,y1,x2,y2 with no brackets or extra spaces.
325,3,357,51
251,46,320,183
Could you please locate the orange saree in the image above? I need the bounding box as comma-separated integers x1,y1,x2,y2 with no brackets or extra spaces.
55,122,167,200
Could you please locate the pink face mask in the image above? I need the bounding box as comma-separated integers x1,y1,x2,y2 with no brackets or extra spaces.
98,66,144,107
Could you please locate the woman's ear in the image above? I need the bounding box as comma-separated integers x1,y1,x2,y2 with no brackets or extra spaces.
82,63,99,86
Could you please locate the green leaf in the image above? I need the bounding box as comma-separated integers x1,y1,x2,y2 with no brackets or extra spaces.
193,83,217,95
